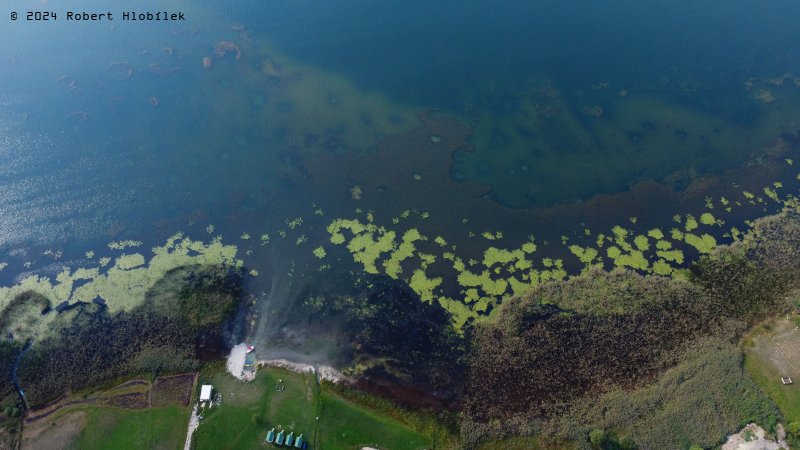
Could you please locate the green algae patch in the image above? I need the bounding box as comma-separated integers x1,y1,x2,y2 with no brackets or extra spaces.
482,247,529,268
699,212,716,226
633,235,650,252
347,230,396,274
684,215,699,232
481,231,503,240
438,297,475,331
569,245,599,266
313,246,327,259
684,233,717,254
0,233,241,342
383,228,422,278
108,240,143,250
115,253,146,270
657,249,685,264
613,250,649,271
655,239,673,250
651,260,673,276
409,269,442,303
764,186,780,202
647,228,664,240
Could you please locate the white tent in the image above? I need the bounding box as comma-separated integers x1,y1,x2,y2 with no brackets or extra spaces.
200,385,213,401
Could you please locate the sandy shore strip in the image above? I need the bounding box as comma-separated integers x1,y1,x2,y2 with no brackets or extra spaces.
226,343,248,380
257,359,347,383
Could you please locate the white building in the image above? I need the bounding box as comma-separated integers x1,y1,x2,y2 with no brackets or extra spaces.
200,384,213,401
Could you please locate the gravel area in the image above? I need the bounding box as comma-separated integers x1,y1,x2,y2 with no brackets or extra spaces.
721,424,788,450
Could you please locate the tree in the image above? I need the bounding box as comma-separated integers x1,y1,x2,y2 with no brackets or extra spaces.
589,429,606,447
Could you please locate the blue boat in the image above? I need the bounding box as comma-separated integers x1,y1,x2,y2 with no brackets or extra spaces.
265,428,275,443
294,434,304,448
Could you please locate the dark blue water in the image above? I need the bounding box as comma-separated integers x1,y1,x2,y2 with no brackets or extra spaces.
0,0,799,287
231,0,800,109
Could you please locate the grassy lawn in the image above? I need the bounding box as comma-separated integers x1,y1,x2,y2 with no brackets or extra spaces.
76,405,189,450
192,365,444,449
743,317,800,423
317,390,429,450
192,367,318,450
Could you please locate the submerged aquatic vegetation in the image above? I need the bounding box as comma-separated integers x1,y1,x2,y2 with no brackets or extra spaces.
108,240,143,250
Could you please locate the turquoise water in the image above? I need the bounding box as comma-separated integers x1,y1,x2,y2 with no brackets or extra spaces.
1,0,800,295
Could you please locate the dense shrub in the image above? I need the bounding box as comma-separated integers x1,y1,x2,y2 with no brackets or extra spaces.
463,206,800,447
554,338,778,450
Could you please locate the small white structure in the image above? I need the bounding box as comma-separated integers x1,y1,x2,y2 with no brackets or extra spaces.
200,385,213,401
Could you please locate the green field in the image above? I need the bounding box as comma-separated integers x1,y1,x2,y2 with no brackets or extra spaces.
76,406,189,450
317,391,429,449
192,366,445,449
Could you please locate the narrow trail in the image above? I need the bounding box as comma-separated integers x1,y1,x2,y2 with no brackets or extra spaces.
12,339,33,411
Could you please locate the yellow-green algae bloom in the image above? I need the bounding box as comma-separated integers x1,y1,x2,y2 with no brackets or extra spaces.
763,186,780,202
0,233,241,341
383,229,422,278
651,260,673,276
409,269,441,302
313,246,327,259
633,235,650,251
108,240,142,250
684,215,699,231
569,245,599,266
699,212,716,226
684,233,717,254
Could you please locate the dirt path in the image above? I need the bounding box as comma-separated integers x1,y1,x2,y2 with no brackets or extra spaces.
183,405,200,450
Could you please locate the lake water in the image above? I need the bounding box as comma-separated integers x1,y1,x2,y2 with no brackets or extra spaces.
2,0,800,341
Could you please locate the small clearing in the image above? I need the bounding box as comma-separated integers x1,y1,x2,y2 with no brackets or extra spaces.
744,316,800,422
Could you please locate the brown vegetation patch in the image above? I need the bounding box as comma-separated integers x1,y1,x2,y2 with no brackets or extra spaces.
25,399,95,424
105,379,149,393
98,392,149,409
152,373,195,407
